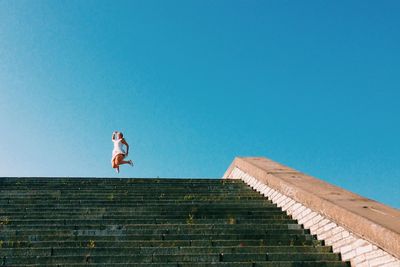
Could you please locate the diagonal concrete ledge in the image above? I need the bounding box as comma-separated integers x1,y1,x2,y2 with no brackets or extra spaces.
223,157,400,265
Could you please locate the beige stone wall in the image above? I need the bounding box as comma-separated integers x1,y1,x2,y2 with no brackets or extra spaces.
224,157,400,267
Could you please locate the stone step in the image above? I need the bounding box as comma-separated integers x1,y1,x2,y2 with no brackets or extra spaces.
2,262,351,267
0,233,316,245
2,210,290,219
1,197,268,203
1,196,260,201
0,228,309,237
1,184,243,188
0,239,324,248
1,207,279,213
0,182,239,186
1,192,248,197
0,184,243,188
0,246,334,257
0,189,254,193
1,202,269,208
3,218,298,226
2,223,303,230
1,252,342,264
0,199,276,209
0,177,230,182
1,216,292,222
4,212,287,218
0,193,262,199
0,206,282,212
0,189,254,194
0,185,243,190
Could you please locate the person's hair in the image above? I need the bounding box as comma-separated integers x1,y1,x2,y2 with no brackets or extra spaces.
119,132,123,138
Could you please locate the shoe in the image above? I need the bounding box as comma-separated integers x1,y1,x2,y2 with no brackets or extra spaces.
115,168,120,174
129,160,134,166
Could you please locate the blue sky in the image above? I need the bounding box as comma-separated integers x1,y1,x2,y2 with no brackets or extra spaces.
0,1,399,208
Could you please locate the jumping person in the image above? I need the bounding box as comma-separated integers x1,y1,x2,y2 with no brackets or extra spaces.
111,131,133,173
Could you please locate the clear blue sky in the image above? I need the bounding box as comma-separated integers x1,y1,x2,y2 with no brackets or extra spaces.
0,1,399,208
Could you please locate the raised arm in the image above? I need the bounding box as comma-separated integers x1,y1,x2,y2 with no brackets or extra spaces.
111,131,118,141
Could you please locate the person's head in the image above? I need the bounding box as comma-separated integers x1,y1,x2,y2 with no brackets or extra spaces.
118,132,123,139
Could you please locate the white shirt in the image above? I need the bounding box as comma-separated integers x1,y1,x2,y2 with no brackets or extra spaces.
112,138,126,156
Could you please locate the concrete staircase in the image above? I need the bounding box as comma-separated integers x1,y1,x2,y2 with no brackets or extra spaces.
0,178,350,266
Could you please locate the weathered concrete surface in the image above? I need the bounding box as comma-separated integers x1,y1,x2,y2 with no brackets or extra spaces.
223,157,400,261
0,177,349,266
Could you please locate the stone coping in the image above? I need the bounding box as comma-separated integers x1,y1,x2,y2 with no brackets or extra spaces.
223,157,400,259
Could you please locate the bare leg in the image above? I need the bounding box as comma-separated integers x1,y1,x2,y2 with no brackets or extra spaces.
112,156,122,173
115,154,133,166
112,157,118,168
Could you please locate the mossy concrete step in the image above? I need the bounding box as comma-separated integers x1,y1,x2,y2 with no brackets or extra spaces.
1,195,259,201
4,262,351,267
0,205,279,212
0,177,232,183
1,181,240,185
2,223,303,230
0,199,276,209
0,228,309,237
0,189,252,194
1,196,268,203
0,181,246,185
4,218,298,225
0,184,243,188
0,222,304,231
2,208,283,216
0,201,277,208
0,185,243,190
0,193,257,199
1,252,342,264
0,246,334,256
1,178,237,181
0,239,324,248
3,213,290,219
2,240,322,250
0,197,264,202
0,191,252,197
2,215,292,221
2,192,254,197
2,202,267,207
0,183,245,187
0,233,318,242
0,198,271,203
2,262,351,267
0,214,291,220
